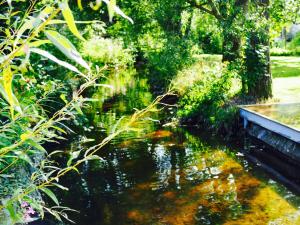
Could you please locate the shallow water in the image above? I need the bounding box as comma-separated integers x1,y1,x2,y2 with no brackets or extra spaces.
51,72,300,225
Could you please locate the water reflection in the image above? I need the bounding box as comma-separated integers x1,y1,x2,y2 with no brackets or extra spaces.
54,71,300,225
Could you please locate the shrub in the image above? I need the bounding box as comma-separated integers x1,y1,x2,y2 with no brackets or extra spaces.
81,38,135,68
177,63,240,133
270,47,294,56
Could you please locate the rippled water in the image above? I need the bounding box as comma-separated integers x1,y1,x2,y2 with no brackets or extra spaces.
49,71,300,225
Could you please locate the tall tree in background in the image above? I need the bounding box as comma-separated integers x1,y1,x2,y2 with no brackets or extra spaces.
244,0,272,99
188,0,273,100
187,0,248,62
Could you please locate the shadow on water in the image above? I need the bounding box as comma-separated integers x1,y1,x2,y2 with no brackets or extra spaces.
45,69,300,225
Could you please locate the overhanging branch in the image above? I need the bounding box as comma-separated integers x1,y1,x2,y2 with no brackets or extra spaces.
187,0,223,20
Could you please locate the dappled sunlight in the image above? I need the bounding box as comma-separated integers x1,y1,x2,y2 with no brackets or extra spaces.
273,77,300,103
271,56,300,78
224,187,300,225
2,0,300,224
103,137,299,225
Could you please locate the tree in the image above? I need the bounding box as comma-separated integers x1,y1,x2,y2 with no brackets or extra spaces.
187,0,249,62
270,0,300,48
243,0,272,99
188,0,273,100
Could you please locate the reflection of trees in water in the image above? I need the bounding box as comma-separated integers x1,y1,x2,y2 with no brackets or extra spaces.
60,73,300,224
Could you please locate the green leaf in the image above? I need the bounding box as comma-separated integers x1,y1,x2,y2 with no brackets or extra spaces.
3,65,14,119
44,30,90,70
15,151,33,166
85,155,103,161
48,19,102,25
6,202,22,223
107,0,116,22
29,40,51,48
30,48,85,77
60,94,68,104
67,150,81,167
15,6,54,46
51,125,67,134
90,0,102,10
53,183,69,191
59,0,85,40
26,139,46,153
74,103,83,115
103,0,133,24
44,207,62,221
40,187,60,205
77,0,83,10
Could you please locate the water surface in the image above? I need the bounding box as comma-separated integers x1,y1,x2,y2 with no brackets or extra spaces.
53,72,300,225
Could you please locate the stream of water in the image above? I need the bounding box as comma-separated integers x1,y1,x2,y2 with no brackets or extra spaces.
45,71,300,225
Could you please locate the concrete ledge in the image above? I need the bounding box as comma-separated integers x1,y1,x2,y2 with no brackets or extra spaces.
240,107,300,143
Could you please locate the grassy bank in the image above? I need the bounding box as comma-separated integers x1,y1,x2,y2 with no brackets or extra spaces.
271,56,300,78
271,56,300,102
173,55,300,135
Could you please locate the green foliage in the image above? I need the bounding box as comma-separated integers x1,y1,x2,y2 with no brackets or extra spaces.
0,0,135,223
81,37,135,68
190,12,222,54
177,63,239,131
288,33,300,53
270,34,300,57
270,47,295,56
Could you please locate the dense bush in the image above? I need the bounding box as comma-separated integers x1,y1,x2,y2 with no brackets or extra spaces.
282,33,300,56
270,47,294,56
81,37,135,68
177,63,240,133
271,33,300,56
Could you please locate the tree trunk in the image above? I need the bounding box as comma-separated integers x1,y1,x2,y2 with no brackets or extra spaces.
245,33,272,99
243,0,272,100
244,34,272,99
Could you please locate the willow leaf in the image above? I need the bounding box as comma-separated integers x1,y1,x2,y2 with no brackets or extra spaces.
90,0,102,10
59,0,85,40
77,0,83,10
107,0,116,22
15,6,54,46
28,40,51,47
102,0,133,24
48,19,102,25
0,83,22,114
26,139,46,153
30,48,84,76
3,65,14,118
40,187,59,205
45,30,90,70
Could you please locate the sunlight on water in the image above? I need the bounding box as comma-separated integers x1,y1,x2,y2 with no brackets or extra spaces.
54,71,300,225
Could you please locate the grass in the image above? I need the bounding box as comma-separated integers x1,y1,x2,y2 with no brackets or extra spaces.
271,56,300,102
180,55,300,103
271,56,300,78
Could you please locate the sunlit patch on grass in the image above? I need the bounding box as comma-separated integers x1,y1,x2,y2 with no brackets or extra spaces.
273,77,300,103
271,56,300,78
